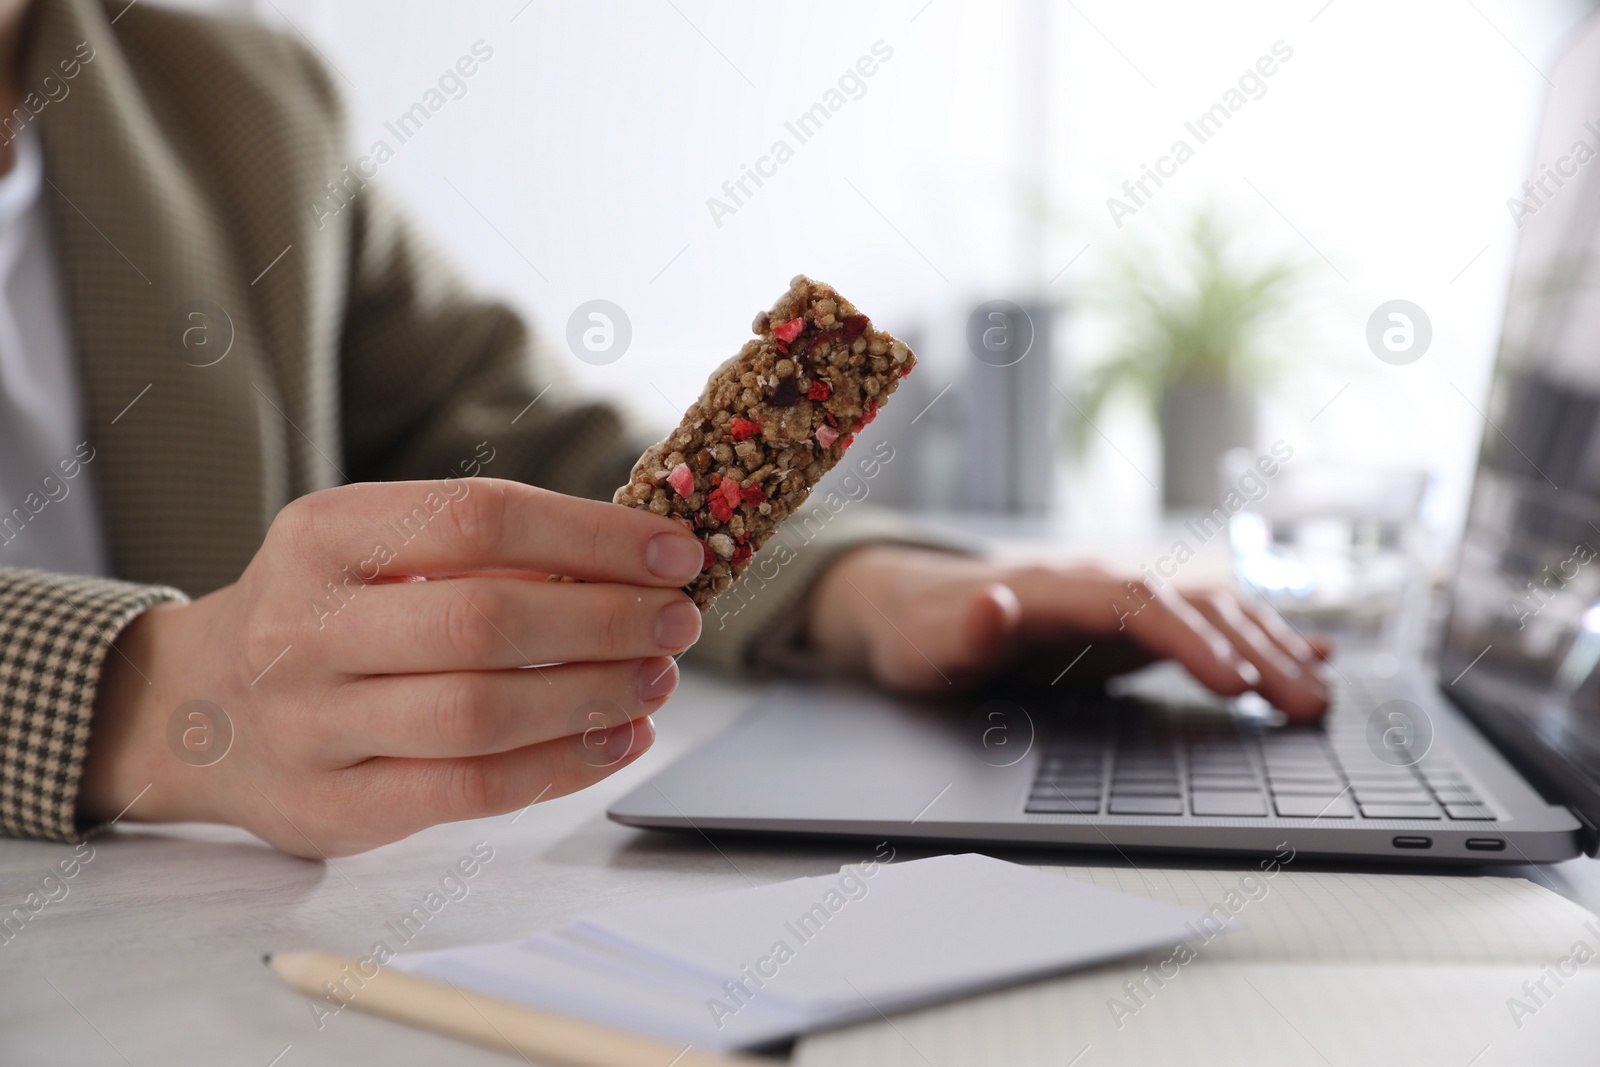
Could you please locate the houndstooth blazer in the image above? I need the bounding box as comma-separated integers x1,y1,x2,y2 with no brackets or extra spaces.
0,0,941,842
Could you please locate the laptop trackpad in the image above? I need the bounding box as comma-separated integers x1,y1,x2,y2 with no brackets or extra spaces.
610,684,1038,826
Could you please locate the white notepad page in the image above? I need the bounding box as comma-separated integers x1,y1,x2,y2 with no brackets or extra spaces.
394,854,1216,1051
795,866,1600,1067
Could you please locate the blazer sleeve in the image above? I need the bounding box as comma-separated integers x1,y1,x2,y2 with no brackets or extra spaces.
0,569,186,841
333,186,969,675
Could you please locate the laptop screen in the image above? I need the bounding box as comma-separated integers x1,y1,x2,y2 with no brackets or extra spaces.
1440,14,1600,809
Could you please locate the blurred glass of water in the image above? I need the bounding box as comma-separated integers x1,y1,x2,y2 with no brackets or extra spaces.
1222,451,1430,636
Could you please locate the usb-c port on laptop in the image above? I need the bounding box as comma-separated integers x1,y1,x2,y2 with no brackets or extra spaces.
1392,836,1432,849
1465,838,1507,852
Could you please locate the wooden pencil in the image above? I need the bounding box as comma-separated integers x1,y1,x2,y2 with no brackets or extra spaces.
267,950,770,1067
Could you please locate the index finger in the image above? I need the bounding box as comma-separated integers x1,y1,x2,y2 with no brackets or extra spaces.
1118,586,1262,698
1000,566,1259,693
274,478,706,587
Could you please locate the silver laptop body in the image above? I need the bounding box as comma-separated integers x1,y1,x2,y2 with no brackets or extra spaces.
611,17,1600,866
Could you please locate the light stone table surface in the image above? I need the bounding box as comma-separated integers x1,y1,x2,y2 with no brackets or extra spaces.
2,667,1597,1067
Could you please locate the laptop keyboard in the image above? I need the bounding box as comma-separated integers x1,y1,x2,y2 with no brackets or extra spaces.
1025,692,1497,820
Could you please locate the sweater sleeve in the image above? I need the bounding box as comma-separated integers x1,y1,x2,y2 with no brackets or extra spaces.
688,503,978,675
0,569,186,841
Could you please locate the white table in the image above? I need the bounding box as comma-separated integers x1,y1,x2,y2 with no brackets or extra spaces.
2,668,1596,1066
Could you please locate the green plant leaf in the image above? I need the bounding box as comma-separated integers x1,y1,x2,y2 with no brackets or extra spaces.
1065,205,1308,454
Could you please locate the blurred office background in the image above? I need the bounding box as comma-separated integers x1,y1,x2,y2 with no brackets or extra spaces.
165,0,1593,564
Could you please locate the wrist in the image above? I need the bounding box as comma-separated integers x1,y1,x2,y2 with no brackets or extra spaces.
805,545,910,668
806,547,940,662
77,601,202,826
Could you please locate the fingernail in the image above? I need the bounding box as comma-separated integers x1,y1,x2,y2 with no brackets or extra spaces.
646,534,704,584
656,599,701,649
1234,658,1262,687
638,656,679,702
624,715,656,759
602,715,656,761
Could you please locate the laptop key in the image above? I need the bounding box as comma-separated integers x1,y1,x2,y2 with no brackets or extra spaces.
1190,775,1261,791
1190,767,1255,780
1190,792,1268,817
1035,788,1104,802
1263,761,1334,773
1031,791,1101,805
1271,784,1353,797
1040,765,1101,777
1445,803,1497,820
1109,796,1184,815
1352,789,1432,803
1036,777,1100,793
1273,795,1355,818
1268,777,1346,792
1026,798,1101,815
1346,773,1423,786
1432,789,1484,805
1109,781,1182,797
1262,742,1334,754
1357,803,1442,819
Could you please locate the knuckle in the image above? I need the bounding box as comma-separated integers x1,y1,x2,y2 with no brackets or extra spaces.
445,759,504,816
438,588,501,662
264,495,317,559
1062,561,1112,583
432,675,500,751
589,590,634,656
1126,577,1158,603
439,482,506,559
274,489,319,529
581,513,608,575
314,776,415,854
1010,564,1056,590
269,485,347,550
242,623,295,683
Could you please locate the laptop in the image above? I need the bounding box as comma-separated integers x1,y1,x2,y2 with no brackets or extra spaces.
609,19,1600,866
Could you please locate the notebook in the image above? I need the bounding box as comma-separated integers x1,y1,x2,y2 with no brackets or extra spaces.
794,866,1600,1067
390,853,1220,1052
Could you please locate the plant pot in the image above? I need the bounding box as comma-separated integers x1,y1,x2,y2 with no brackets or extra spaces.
1158,381,1255,509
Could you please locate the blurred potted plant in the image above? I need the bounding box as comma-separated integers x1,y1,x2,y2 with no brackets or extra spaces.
1071,209,1304,508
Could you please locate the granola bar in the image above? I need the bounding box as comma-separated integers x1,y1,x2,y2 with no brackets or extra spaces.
613,274,917,609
